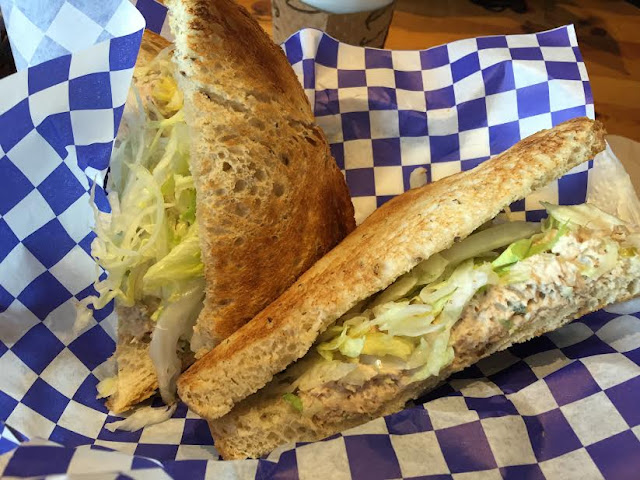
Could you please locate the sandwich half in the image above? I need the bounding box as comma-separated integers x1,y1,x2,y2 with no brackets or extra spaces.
178,118,640,458
85,0,355,414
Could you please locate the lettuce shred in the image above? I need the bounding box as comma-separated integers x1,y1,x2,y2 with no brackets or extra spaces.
96,377,118,399
77,47,203,405
282,393,304,412
105,404,177,432
542,202,625,230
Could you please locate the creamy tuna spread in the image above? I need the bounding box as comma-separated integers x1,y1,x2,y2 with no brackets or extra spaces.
279,203,640,414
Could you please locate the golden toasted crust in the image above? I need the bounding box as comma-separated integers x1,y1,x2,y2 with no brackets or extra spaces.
177,117,606,420
166,0,355,348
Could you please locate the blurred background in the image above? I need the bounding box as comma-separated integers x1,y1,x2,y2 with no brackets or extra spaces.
1,0,638,142
250,0,640,142
0,9,12,79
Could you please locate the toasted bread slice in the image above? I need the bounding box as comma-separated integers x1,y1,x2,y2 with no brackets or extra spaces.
107,1,354,412
166,0,355,353
177,117,606,420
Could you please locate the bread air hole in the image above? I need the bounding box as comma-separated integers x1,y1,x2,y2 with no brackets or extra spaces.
234,203,249,217
222,161,232,172
273,183,285,197
280,153,290,166
234,179,246,192
249,118,265,130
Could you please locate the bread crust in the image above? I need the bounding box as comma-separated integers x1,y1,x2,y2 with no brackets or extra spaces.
177,117,606,420
166,0,355,348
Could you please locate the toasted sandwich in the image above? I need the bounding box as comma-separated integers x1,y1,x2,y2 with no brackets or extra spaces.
82,0,355,414
177,117,640,458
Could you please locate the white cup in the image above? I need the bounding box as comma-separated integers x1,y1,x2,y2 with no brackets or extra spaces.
271,0,396,48
301,0,395,14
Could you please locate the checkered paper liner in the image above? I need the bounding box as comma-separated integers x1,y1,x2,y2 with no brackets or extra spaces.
287,27,596,225
1,0,639,478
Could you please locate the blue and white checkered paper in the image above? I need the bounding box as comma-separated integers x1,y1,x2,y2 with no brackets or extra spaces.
281,26,595,224
1,0,639,478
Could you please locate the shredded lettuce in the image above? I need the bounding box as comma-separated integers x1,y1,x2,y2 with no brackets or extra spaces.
492,238,533,269
293,359,358,391
528,221,568,258
143,223,204,294
492,218,569,272
149,280,204,404
442,221,540,266
317,325,366,360
411,328,454,382
311,259,498,393
542,202,625,230
373,304,439,337
105,404,177,432
96,377,118,399
282,393,304,412
437,262,498,327
370,275,418,308
78,47,204,406
374,220,535,306
361,332,414,360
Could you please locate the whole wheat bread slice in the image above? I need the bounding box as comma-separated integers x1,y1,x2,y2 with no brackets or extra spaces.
177,117,606,420
107,7,354,412
210,262,640,458
166,0,355,353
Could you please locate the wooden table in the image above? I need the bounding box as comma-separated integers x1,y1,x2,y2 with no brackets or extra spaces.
240,0,640,143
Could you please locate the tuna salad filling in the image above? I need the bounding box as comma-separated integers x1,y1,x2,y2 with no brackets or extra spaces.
278,203,640,414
